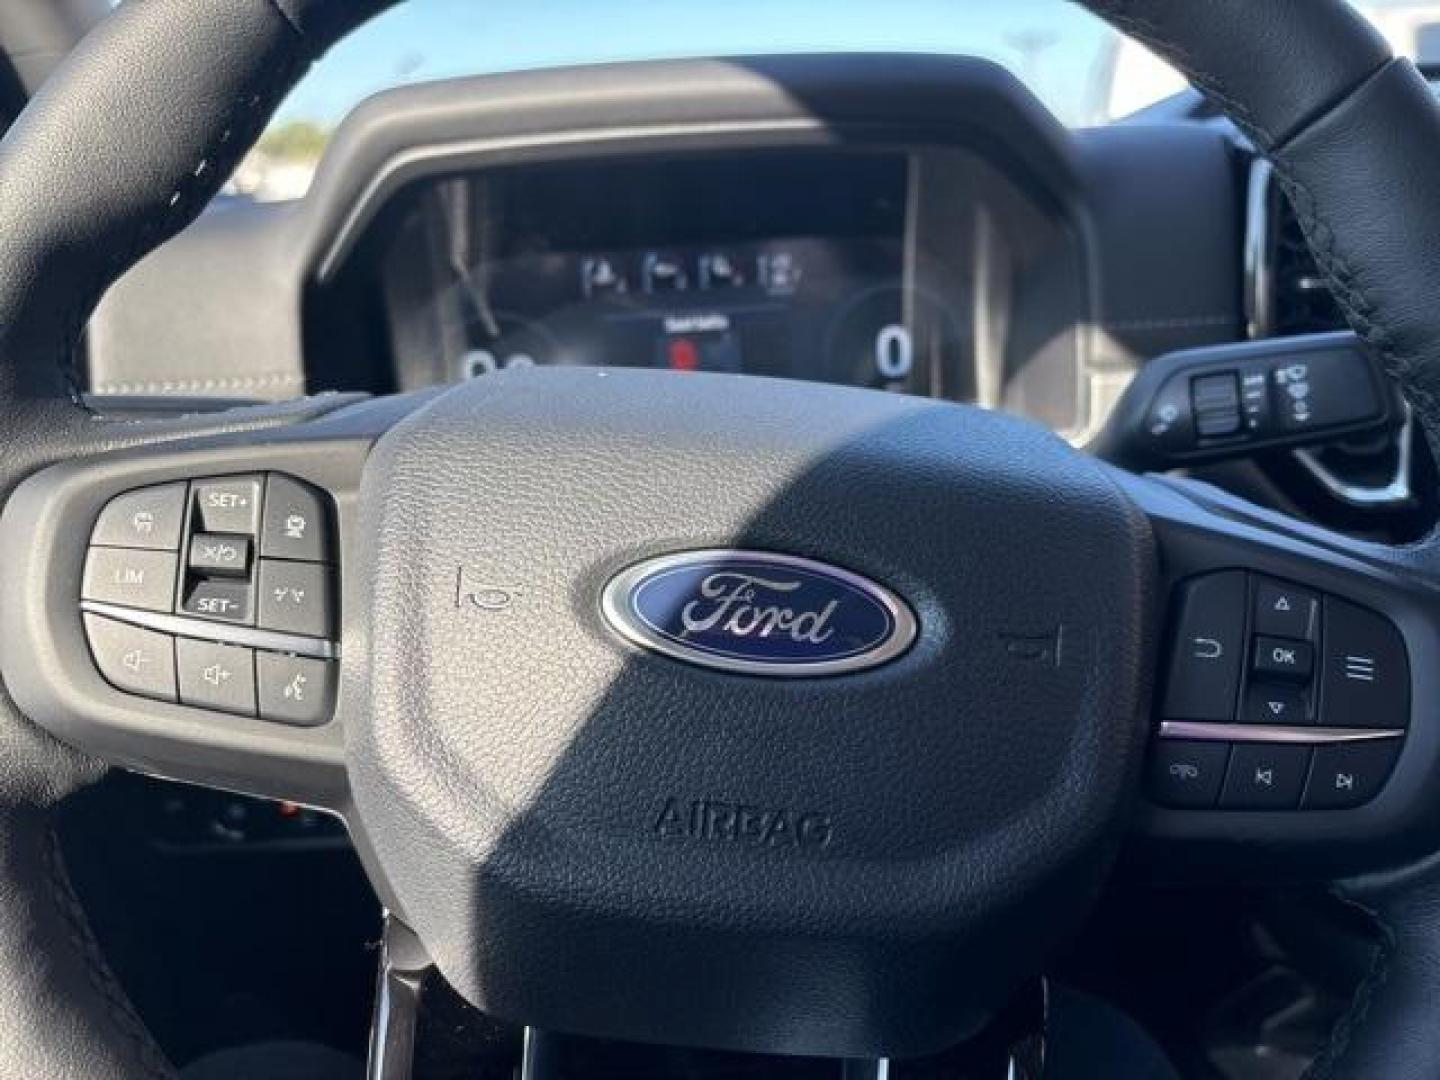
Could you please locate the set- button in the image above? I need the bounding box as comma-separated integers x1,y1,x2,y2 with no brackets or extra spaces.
1152,570,1408,812
80,473,340,728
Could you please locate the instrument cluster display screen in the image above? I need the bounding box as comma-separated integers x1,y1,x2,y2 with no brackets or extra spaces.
433,152,960,395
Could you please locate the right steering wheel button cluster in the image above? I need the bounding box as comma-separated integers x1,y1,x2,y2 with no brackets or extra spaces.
1150,570,1409,812
80,473,340,727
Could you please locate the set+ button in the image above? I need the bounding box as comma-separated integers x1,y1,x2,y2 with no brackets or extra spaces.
193,477,262,535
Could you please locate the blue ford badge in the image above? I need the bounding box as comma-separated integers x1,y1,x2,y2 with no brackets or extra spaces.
601,550,918,676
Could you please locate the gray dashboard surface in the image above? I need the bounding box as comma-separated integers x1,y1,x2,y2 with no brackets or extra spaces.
86,53,1243,403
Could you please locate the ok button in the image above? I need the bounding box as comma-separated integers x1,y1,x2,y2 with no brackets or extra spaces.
1253,635,1314,682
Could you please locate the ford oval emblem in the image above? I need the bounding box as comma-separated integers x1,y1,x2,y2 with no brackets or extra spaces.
601,550,918,677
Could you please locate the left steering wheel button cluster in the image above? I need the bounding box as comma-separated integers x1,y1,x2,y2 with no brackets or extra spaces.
81,475,340,726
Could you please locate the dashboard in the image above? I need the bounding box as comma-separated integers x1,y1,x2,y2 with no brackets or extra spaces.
87,55,1245,455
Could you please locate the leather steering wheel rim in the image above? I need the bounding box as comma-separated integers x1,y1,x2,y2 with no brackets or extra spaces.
2,0,1440,1075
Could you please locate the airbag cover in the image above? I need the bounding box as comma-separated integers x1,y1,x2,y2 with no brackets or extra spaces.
348,367,1154,1057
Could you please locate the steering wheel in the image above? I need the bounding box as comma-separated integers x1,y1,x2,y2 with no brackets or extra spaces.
2,0,1439,1075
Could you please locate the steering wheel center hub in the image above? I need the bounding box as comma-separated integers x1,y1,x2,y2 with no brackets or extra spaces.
348,367,1155,1056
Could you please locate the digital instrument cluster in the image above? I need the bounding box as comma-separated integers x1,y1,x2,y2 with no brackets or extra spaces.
369,142,1091,434
459,235,952,393
412,151,964,397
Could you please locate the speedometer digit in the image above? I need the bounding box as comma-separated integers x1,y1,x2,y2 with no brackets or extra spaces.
874,324,914,381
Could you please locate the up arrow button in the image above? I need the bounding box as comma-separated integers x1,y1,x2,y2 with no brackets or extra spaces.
1254,577,1319,639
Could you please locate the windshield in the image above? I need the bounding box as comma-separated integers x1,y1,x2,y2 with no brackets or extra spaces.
237,0,1440,201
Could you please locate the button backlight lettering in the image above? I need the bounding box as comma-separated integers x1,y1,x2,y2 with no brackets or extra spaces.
1192,637,1223,660
1344,655,1377,682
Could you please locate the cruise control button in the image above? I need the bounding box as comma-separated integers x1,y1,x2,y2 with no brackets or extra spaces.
257,653,336,727
1243,683,1309,725
188,533,252,578
1321,598,1409,729
1147,740,1229,808
257,560,334,638
1161,572,1245,721
1252,636,1313,682
180,578,253,624
192,476,262,534
83,614,176,702
81,548,178,613
91,484,186,551
261,475,331,563
1220,744,1310,810
176,639,257,716
1253,577,1319,640
1303,740,1402,810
